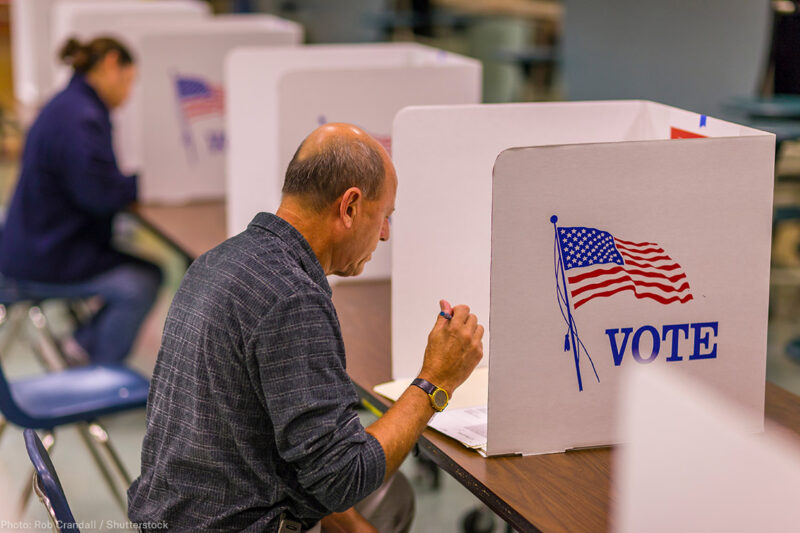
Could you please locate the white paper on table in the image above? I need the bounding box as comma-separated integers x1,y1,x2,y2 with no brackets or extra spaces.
373,367,489,450
429,406,488,450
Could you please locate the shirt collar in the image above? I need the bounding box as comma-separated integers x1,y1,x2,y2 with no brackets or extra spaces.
248,212,332,296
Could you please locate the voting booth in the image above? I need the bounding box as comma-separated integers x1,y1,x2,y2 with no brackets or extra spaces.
51,5,301,201
9,0,140,110
391,101,774,456
50,0,210,175
614,370,800,532
225,43,481,280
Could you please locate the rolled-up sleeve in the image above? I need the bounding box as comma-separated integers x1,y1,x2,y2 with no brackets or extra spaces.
252,291,386,512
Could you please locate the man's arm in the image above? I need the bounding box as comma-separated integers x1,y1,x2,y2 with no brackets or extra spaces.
366,300,484,479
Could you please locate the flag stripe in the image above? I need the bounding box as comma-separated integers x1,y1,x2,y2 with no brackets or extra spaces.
619,251,673,263
573,284,694,309
615,243,665,255
568,265,687,285
570,274,690,298
614,238,657,247
622,259,683,271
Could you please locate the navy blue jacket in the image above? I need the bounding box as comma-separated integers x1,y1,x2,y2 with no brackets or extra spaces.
0,74,137,282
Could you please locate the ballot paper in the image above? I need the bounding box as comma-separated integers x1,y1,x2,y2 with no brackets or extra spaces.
374,367,489,452
429,406,487,451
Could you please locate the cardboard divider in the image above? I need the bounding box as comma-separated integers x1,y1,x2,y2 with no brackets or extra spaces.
10,0,145,110
392,101,773,456
225,43,481,281
615,370,800,532
50,4,301,202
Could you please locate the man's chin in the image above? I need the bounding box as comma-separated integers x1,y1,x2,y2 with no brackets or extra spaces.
332,257,370,277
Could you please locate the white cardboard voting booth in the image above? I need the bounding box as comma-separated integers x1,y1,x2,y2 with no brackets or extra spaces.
391,101,774,456
135,16,302,202
50,1,209,94
51,6,301,201
614,370,800,532
49,0,210,175
10,0,137,111
226,43,481,280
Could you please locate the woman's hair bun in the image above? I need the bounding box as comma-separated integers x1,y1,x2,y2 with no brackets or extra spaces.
59,37,91,71
57,36,134,73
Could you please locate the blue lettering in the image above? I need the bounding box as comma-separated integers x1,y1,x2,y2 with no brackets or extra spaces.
207,131,226,153
632,325,660,363
661,324,689,362
689,322,718,360
606,327,633,366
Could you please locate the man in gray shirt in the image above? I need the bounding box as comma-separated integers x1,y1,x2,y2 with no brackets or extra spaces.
128,123,484,532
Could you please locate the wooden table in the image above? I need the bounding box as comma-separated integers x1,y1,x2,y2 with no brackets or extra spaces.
131,201,228,261
134,200,800,533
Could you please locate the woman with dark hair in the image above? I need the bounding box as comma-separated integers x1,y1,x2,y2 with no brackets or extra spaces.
0,36,162,364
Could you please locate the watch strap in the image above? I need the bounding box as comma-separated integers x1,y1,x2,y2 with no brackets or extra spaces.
411,378,436,395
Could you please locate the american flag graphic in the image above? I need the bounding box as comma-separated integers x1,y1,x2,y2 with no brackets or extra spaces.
557,226,693,310
175,75,225,120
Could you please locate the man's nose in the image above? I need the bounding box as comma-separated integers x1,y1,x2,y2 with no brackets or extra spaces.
380,219,390,241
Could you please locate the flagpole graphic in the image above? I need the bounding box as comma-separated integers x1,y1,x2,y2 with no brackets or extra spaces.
172,70,198,163
551,215,693,391
551,215,599,392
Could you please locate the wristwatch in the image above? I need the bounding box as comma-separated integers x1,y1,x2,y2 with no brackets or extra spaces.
411,378,449,412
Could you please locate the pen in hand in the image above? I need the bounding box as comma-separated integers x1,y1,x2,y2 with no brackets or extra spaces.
439,299,453,320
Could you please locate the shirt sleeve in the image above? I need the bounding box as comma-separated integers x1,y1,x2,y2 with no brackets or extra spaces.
251,291,386,513
60,113,137,216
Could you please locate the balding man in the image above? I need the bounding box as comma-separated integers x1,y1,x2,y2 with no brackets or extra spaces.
128,124,484,532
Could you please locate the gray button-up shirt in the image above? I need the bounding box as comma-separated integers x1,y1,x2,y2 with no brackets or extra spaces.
128,213,386,532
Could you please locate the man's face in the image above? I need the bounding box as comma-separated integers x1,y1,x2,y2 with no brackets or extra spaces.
332,170,396,277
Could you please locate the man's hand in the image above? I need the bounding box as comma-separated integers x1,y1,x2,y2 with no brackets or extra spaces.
320,508,377,533
365,299,485,481
418,300,484,396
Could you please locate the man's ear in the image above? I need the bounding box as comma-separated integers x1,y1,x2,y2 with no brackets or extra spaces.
338,187,362,230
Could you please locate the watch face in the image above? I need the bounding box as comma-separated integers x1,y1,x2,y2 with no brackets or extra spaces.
432,389,448,410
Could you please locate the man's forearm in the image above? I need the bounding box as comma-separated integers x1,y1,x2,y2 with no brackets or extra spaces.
365,385,434,480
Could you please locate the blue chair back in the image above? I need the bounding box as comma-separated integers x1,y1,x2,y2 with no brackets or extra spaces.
23,429,79,532
0,357,36,428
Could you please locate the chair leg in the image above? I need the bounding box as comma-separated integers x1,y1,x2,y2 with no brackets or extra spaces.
76,422,129,513
27,305,67,370
18,431,54,518
0,416,7,443
88,422,132,485
0,303,29,359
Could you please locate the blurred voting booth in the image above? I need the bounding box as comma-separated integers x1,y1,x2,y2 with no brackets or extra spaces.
49,0,208,174
51,3,301,202
614,370,800,532
225,42,481,281
383,101,774,456
10,0,166,110
50,0,209,95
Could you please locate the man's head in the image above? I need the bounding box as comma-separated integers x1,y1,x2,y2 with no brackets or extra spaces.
279,123,397,277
